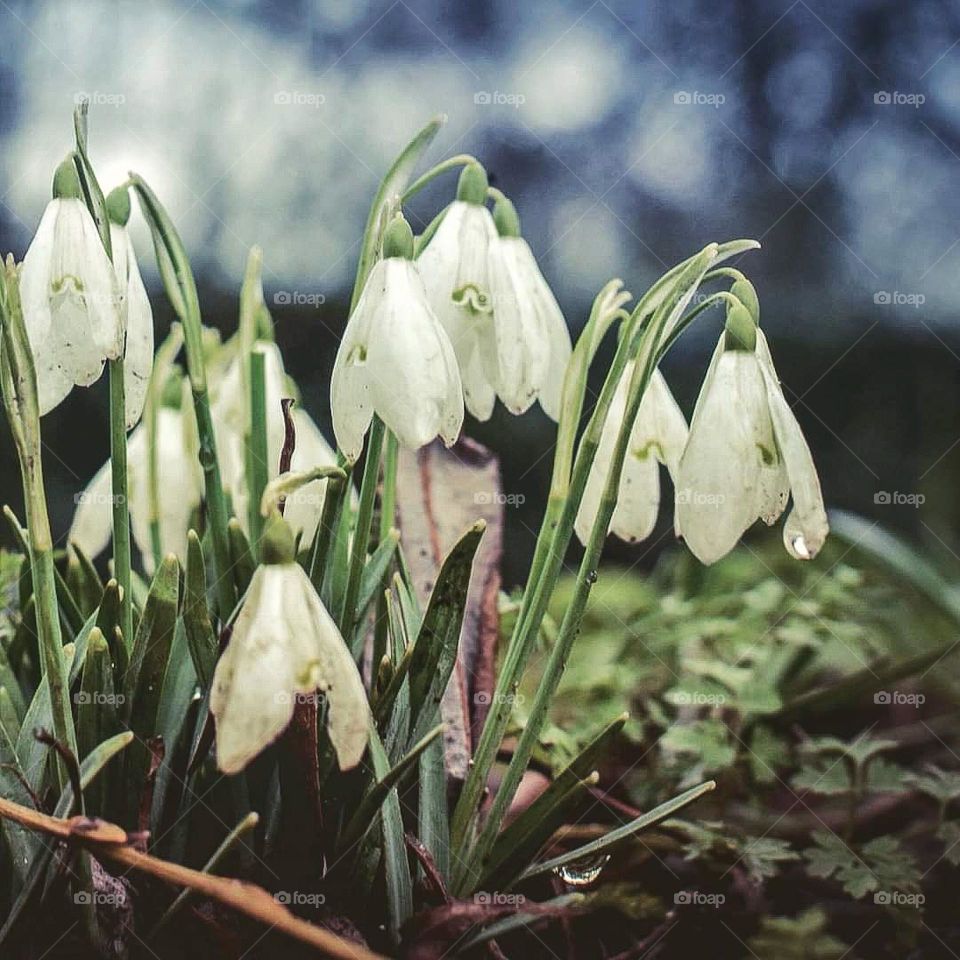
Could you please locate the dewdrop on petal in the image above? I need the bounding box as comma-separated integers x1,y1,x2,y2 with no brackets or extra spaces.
18,156,123,414
210,514,369,774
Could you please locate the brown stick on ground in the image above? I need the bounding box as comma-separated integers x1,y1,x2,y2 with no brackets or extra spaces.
0,795,384,960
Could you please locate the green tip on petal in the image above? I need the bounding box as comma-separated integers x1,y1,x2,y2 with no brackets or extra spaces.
493,196,521,238
382,214,415,260
730,277,760,326
52,155,82,201
105,185,132,226
723,297,757,352
260,513,297,565
457,162,489,205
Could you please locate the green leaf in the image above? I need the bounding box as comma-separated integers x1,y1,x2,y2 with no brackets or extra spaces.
660,719,737,774
349,116,444,312
406,522,484,745
803,830,920,900
184,530,218,688
520,780,716,882
747,908,851,960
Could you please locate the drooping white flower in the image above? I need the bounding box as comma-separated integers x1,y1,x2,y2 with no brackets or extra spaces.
107,186,154,430
483,199,572,419
331,216,464,461
69,404,202,572
575,366,688,545
210,518,368,775
19,158,123,415
417,165,500,419
213,340,339,546
675,300,828,564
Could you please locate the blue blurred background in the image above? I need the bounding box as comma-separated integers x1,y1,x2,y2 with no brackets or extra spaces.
1,0,959,581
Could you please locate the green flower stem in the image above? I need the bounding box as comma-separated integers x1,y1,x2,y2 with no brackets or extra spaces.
451,246,723,883
0,262,77,788
247,349,268,555
108,358,134,651
341,416,385,653
129,174,236,621
400,154,479,204
371,429,399,675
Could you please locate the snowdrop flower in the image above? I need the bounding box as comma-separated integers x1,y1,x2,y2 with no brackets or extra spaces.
106,186,154,429
675,293,828,564
331,215,463,461
214,340,338,546
19,156,123,415
211,515,369,774
483,198,572,419
70,402,202,572
417,163,500,419
575,365,687,545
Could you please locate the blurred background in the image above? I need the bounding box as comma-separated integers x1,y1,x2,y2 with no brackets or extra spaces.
1,0,959,584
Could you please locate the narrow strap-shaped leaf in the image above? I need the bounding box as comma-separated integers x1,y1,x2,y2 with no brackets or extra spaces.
66,543,104,619
0,642,25,720
357,529,400,619
418,736,450,881
336,724,443,855
482,713,629,888
518,780,716,882
95,579,128,682
227,519,256,600
76,629,117,763
367,726,413,944
406,522,484,746
349,116,444,312
184,531,217,688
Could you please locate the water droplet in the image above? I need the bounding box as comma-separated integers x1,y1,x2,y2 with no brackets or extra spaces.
586,570,599,584
787,534,810,560
554,854,610,887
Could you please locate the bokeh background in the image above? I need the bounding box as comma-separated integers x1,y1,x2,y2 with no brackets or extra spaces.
1,0,959,583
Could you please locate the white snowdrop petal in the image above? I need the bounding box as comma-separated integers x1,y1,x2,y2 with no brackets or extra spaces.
111,226,154,430
68,459,114,562
19,200,59,346
283,408,339,547
676,348,768,564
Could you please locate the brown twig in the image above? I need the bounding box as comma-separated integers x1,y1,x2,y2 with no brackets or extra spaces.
0,795,383,959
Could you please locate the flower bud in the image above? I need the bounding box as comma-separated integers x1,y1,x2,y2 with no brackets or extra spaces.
106,185,132,227
259,513,297,565
456,162,488,205
723,296,757,352
52,155,82,200
382,214,414,260
730,276,759,326
493,196,521,238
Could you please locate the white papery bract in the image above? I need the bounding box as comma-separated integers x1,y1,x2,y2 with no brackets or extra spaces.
485,235,572,420
110,222,154,429
210,560,368,775
418,200,500,419
214,341,339,546
576,367,688,545
19,198,123,415
69,406,202,572
676,332,828,564
331,257,464,462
